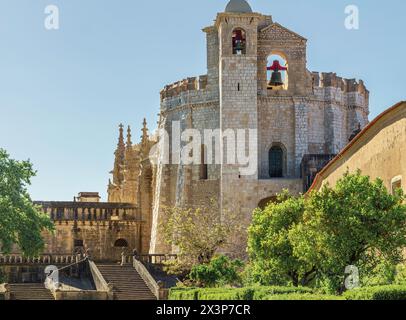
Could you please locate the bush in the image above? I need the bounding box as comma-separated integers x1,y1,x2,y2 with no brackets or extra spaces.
395,265,406,285
169,286,315,301
265,294,344,301
344,285,406,300
250,286,313,300
169,288,200,300
189,255,243,287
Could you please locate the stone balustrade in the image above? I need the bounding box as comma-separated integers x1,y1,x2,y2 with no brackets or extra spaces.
137,254,178,266
0,254,85,266
34,201,142,222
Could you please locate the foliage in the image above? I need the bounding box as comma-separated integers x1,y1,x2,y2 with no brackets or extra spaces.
247,171,406,293
290,171,406,293
161,199,242,273
264,293,344,300
247,191,315,287
343,285,406,300
0,149,54,256
189,255,243,287
169,286,314,301
394,264,406,285
361,258,397,287
170,284,406,300
169,288,200,300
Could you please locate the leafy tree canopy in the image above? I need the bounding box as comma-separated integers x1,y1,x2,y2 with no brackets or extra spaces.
248,171,406,293
0,149,54,256
161,199,242,274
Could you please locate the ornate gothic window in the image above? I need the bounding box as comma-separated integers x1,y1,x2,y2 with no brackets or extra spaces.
269,146,284,178
232,28,246,55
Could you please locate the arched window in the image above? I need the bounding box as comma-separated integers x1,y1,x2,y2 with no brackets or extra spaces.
114,239,128,248
232,28,246,55
269,146,284,178
267,54,288,90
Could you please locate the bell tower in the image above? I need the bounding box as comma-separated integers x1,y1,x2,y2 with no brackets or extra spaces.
217,0,261,220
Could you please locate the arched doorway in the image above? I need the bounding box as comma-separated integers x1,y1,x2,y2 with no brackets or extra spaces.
258,196,278,210
114,239,128,248
269,146,284,178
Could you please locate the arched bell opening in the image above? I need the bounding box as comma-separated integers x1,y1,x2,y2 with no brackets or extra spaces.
232,28,247,55
267,53,288,90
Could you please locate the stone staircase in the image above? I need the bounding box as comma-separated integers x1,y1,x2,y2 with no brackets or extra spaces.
9,284,54,300
96,263,156,300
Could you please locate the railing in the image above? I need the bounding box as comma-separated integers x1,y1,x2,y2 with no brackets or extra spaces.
133,257,168,300
137,254,178,266
34,201,142,222
88,260,113,296
0,254,85,265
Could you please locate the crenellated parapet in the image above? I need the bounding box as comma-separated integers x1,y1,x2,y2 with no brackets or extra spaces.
312,72,369,100
160,75,208,101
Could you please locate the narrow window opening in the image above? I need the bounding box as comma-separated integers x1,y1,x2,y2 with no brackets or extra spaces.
391,176,402,195
200,144,208,180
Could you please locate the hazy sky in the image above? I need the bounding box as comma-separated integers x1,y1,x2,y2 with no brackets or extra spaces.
0,0,405,201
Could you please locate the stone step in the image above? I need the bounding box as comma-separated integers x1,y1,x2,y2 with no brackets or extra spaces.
96,264,156,300
9,284,54,300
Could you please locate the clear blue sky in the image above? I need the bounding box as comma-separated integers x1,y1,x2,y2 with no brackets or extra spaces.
0,0,405,201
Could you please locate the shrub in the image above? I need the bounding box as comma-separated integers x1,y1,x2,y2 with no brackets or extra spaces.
395,264,406,285
250,286,314,300
169,288,200,300
344,285,406,300
169,286,315,301
265,293,344,301
197,288,244,300
189,255,244,287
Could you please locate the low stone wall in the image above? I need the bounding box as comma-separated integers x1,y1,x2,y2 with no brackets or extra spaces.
88,260,113,296
53,290,111,301
0,284,10,300
133,257,168,300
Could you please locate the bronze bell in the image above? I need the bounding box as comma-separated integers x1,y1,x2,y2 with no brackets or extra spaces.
269,71,284,87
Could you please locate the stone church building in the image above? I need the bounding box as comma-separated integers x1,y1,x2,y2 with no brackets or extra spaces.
107,0,370,255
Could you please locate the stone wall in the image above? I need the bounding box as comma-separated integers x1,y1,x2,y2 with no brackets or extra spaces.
310,102,406,193
148,8,370,255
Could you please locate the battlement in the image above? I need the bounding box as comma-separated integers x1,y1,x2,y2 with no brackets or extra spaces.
312,72,369,96
160,75,208,101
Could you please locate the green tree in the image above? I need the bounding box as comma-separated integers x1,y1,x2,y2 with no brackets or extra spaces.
161,199,242,274
0,149,54,256
247,191,316,286
290,171,406,293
